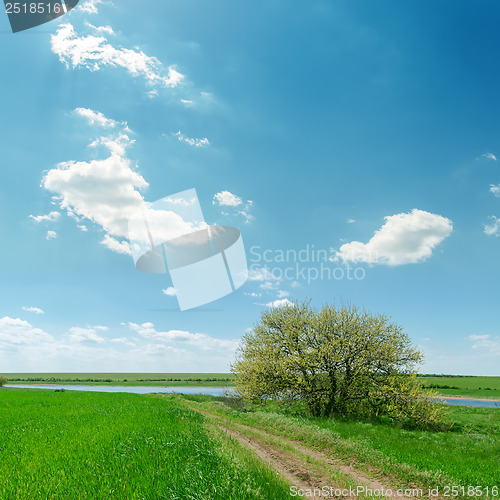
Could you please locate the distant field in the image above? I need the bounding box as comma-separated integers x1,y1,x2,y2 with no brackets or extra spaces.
419,375,500,399
0,388,289,499
2,373,236,387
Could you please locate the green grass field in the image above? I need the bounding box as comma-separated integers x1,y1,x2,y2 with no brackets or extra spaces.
0,388,289,499
179,394,500,495
418,375,500,399
2,373,236,387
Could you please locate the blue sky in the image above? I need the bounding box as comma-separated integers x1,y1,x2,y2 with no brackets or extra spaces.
1,0,499,374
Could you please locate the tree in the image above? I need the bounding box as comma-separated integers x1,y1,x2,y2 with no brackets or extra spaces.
0,376,7,387
231,301,444,427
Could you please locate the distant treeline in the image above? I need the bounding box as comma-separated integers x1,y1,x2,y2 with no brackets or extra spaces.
137,377,233,382
417,374,476,378
8,377,116,382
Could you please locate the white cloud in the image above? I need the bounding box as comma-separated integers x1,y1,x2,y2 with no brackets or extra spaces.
42,110,201,254
481,153,497,161
213,190,242,207
174,131,210,147
46,230,57,240
29,211,60,223
128,322,239,352
248,267,278,282
0,317,237,372
336,209,453,266
180,99,193,106
79,0,104,14
244,292,261,297
468,334,500,355
265,298,294,308
85,23,114,35
490,184,500,197
0,317,54,345
51,23,184,90
162,287,177,296
484,216,500,237
68,326,108,344
213,191,254,223
22,307,44,315
347,218,356,224
101,235,132,255
74,107,123,128
277,290,289,298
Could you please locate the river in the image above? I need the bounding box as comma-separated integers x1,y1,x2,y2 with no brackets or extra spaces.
4,385,500,408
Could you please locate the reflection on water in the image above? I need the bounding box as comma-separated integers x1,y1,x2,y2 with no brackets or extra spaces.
5,386,500,408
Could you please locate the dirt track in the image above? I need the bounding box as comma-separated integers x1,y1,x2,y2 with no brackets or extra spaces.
189,405,431,499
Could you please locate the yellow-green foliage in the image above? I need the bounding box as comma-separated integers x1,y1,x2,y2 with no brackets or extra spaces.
0,375,7,387
232,301,444,426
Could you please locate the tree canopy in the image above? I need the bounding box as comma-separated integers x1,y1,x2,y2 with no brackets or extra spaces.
231,301,443,427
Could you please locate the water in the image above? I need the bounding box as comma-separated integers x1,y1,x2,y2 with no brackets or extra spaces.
5,385,500,408
4,384,229,397
434,397,500,409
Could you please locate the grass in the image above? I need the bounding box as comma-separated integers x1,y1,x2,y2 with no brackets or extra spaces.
1,373,235,387
179,395,500,495
418,376,500,399
0,388,290,499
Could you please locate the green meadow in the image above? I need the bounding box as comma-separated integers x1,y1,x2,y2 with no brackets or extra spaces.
3,373,236,387
0,388,289,499
178,394,500,495
418,375,500,399
0,387,498,499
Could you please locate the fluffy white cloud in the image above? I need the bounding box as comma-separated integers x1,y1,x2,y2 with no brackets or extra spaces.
213,191,254,223
276,290,290,298
22,306,44,315
468,334,500,355
162,287,177,296
247,267,278,282
101,235,132,255
174,131,210,147
213,190,242,207
51,23,184,90
128,322,240,352
265,298,294,308
484,216,500,237
29,211,60,223
74,107,123,128
42,110,202,254
0,317,54,345
85,23,114,35
46,230,57,240
336,209,453,266
0,317,236,372
490,184,500,197
78,0,104,14
347,218,356,224
481,153,497,161
68,326,108,344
